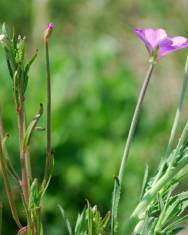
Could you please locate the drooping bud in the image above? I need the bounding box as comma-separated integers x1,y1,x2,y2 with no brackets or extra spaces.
44,23,54,42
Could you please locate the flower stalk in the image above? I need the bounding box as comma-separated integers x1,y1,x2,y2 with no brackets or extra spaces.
43,23,54,188
111,62,155,234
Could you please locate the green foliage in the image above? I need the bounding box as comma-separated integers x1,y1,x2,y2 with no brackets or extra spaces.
74,201,110,235
1,24,37,98
0,1,188,234
128,121,188,234
59,202,110,235
111,177,120,235
59,205,73,235
23,103,43,151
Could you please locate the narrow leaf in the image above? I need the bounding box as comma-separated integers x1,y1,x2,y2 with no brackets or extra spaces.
166,55,188,156
140,165,149,199
23,104,43,151
58,205,73,235
23,49,38,92
111,176,120,235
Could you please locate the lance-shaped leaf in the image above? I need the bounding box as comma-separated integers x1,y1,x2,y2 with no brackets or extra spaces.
58,205,73,235
23,49,38,93
41,155,54,198
75,209,87,235
140,165,149,199
111,176,120,235
23,104,43,152
29,178,41,210
1,133,20,183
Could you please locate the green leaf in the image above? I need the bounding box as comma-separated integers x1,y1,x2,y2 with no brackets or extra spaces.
165,55,188,157
23,49,38,92
23,104,43,151
171,227,185,235
58,205,73,235
75,209,87,235
87,201,93,235
29,178,41,209
163,215,188,233
140,165,149,199
1,133,20,182
111,176,120,235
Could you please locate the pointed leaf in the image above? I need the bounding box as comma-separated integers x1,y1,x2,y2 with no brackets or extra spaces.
58,205,73,235
23,104,43,151
23,49,38,92
140,165,149,199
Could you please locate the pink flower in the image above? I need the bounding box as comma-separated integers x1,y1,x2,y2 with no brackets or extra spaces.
135,28,188,60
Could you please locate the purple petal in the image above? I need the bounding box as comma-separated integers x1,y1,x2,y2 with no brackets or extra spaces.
135,28,167,54
135,27,188,59
144,28,167,48
135,28,153,53
171,36,187,47
158,36,188,58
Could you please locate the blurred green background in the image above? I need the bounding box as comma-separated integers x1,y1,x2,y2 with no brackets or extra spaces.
0,0,188,234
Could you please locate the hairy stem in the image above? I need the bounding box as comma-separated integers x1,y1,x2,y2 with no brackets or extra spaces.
111,62,155,233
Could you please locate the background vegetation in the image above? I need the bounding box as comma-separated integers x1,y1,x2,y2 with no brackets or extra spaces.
0,0,188,234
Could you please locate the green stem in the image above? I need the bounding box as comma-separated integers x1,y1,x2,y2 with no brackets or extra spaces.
18,93,29,205
111,62,155,233
43,40,52,187
118,63,155,184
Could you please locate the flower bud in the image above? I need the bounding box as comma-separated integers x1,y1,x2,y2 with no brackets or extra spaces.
44,23,54,42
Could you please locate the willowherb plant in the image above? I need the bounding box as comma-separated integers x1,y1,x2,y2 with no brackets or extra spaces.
0,23,54,234
0,23,188,235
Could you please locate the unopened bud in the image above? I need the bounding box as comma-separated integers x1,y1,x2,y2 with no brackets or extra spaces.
44,23,54,42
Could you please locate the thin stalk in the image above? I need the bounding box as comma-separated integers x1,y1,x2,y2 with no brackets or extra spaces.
43,40,52,187
111,62,155,233
18,93,29,205
0,137,22,228
165,55,188,156
118,63,155,184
